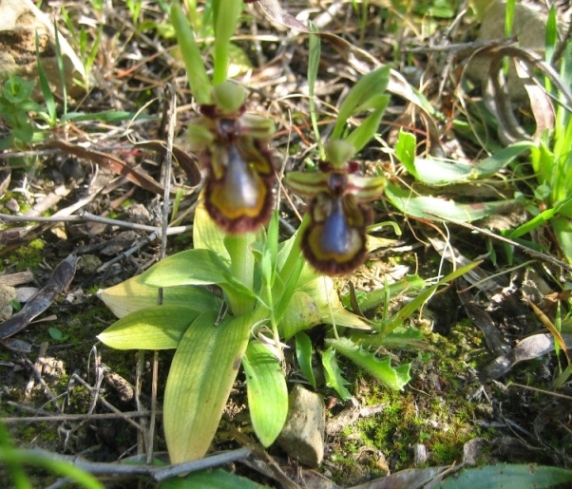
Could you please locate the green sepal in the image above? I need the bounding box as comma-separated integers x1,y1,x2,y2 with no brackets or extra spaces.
170,3,211,105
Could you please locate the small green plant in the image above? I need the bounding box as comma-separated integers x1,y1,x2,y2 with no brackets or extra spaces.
98,0,482,463
97,0,481,465
0,76,44,150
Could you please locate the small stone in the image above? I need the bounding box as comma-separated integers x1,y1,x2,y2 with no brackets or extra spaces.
5,198,20,213
0,284,17,321
412,443,428,466
277,385,325,467
78,255,103,275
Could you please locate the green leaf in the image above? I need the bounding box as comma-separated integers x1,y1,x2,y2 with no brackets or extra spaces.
436,464,572,489
410,141,533,186
384,260,481,334
279,290,322,339
193,203,230,260
395,129,417,176
170,3,211,104
141,249,230,287
327,337,411,391
97,305,201,350
243,340,288,447
295,332,316,388
384,182,516,222
164,311,253,463
345,97,389,153
300,277,371,330
332,66,390,140
98,276,221,318
161,468,266,489
322,347,352,401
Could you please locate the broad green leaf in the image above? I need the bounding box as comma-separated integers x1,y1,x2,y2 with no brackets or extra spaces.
98,277,221,318
170,4,210,104
437,464,572,489
384,182,516,222
357,274,426,312
193,203,230,260
279,291,322,339
552,215,572,264
295,332,316,388
327,337,411,391
411,141,533,186
97,305,200,350
164,311,253,463
300,277,370,330
243,340,288,447
141,249,230,287
162,468,266,489
322,348,352,401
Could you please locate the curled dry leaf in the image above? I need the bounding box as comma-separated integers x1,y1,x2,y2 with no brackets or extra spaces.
134,140,202,187
45,140,166,195
482,333,572,380
0,254,78,342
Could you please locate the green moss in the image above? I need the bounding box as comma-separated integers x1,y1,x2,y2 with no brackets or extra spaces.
6,239,45,270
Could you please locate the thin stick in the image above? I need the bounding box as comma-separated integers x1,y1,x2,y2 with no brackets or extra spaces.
427,213,572,274
0,212,192,236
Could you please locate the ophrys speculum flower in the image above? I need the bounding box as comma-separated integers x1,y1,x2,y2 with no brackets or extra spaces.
286,140,386,275
189,82,276,234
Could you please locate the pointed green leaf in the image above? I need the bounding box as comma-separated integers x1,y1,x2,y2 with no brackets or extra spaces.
243,340,288,447
410,141,533,186
295,332,316,389
395,129,417,176
164,311,253,463
97,305,201,350
322,348,352,401
141,249,230,287
98,277,221,318
332,66,390,140
345,98,389,153
384,182,516,222
327,337,411,391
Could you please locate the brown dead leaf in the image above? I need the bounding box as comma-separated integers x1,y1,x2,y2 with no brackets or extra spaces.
0,254,78,342
45,140,166,195
135,140,202,187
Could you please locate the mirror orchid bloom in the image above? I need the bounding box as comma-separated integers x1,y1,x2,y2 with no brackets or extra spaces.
188,81,276,234
286,140,386,275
